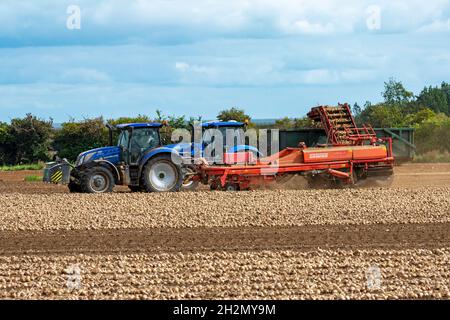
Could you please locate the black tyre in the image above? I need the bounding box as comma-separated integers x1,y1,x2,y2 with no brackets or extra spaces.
223,183,239,191
128,185,143,192
142,154,183,192
181,165,199,192
210,181,220,191
68,180,82,193
80,166,115,193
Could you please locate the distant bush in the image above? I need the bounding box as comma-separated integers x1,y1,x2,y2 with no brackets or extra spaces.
53,118,108,162
217,107,250,123
272,117,316,130
413,113,450,154
0,114,53,165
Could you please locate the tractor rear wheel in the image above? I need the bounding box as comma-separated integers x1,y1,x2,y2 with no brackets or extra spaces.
142,154,183,192
80,166,115,193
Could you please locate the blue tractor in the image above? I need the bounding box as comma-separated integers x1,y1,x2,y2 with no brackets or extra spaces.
172,120,262,191
43,122,184,193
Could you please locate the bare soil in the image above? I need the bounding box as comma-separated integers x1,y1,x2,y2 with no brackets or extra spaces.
0,163,450,299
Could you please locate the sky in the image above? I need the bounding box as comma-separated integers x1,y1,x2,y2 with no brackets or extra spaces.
0,0,450,122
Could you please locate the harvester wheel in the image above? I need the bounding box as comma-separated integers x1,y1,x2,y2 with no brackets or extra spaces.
181,165,199,192
142,154,183,192
80,166,115,193
209,181,220,191
223,183,239,191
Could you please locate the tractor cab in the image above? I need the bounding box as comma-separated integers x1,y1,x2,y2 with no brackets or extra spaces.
115,123,163,164
179,120,260,191
201,121,246,153
199,120,261,160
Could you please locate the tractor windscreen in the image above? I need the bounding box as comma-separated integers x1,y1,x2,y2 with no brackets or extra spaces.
129,128,160,163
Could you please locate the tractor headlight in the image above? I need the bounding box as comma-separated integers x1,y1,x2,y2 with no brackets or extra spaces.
75,154,85,167
76,152,95,166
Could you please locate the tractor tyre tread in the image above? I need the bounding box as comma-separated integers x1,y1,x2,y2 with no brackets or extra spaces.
80,166,115,193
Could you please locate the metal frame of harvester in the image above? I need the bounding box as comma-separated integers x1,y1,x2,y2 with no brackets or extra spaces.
194,103,395,191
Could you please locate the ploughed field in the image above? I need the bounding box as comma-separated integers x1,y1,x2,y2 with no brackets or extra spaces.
0,163,450,299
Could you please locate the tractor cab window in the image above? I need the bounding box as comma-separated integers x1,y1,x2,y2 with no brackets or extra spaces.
129,128,160,163
117,130,130,149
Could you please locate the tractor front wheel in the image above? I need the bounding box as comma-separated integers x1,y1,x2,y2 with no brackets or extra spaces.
80,166,115,193
142,154,183,192
68,180,82,193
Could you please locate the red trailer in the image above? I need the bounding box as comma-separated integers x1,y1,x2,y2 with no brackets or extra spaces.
194,104,394,190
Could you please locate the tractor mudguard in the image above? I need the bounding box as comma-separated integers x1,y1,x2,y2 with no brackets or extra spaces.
140,147,182,165
73,159,120,183
230,145,262,157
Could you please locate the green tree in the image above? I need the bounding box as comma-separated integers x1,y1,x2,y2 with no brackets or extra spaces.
217,107,251,123
352,103,362,118
107,114,152,126
0,122,13,164
274,117,294,129
53,117,108,162
354,101,373,126
382,78,413,106
274,117,314,129
417,86,448,115
414,113,450,154
7,114,53,164
358,104,404,127
441,82,450,110
403,108,436,126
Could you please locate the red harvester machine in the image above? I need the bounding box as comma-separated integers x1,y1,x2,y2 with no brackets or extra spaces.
195,103,394,190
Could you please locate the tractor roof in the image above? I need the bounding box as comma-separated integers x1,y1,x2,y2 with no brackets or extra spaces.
115,123,163,129
202,121,245,128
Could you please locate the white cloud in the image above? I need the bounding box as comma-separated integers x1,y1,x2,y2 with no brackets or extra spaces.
175,62,190,72
1,0,450,45
1,0,450,121
280,19,335,34
418,19,450,32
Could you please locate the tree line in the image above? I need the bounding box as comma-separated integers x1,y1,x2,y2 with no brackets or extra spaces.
1,78,450,165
